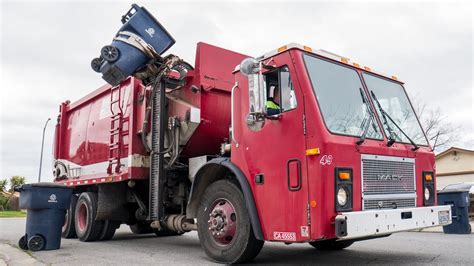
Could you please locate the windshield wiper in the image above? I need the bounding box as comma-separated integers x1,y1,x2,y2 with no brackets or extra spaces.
356,88,377,145
370,91,419,151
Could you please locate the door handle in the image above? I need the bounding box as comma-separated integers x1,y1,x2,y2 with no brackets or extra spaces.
287,158,302,191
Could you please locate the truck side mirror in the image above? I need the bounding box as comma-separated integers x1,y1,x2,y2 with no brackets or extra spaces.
240,58,267,123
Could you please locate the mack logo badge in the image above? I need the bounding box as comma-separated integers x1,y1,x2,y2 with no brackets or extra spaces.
376,174,402,181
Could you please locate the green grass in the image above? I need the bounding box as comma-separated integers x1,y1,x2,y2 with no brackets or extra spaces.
0,210,27,218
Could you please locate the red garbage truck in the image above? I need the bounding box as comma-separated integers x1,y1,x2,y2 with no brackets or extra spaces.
52,5,451,264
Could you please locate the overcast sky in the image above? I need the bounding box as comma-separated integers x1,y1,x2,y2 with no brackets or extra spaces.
0,0,472,184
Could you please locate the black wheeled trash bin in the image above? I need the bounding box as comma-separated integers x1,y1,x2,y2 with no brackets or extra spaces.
16,183,72,251
437,189,471,234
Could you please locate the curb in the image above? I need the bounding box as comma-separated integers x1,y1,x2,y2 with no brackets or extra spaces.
0,243,44,266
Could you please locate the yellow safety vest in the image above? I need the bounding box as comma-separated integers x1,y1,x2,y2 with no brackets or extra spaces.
266,100,280,110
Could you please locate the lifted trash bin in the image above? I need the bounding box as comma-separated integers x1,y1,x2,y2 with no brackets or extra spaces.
16,183,72,251
437,188,471,234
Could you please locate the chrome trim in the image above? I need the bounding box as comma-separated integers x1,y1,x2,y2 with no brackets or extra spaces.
362,193,417,199
361,154,415,163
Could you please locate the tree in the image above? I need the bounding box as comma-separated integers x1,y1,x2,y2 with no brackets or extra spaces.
9,176,26,192
0,179,7,193
412,96,460,153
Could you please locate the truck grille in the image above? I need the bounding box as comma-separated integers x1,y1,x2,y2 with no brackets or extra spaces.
363,198,416,210
361,154,416,210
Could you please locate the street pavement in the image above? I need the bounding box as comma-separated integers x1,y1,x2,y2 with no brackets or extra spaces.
1,218,473,265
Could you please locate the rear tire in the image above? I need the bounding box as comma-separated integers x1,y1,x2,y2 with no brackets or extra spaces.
99,220,120,241
62,194,78,238
197,179,264,264
74,192,104,242
309,239,354,250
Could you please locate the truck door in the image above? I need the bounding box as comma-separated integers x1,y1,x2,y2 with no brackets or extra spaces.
234,52,309,242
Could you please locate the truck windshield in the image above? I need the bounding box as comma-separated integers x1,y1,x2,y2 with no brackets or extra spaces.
363,73,428,146
303,54,382,139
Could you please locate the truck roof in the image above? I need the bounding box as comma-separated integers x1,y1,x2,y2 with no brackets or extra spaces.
257,43,403,84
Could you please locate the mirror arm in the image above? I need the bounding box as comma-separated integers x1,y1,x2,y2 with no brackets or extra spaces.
265,114,282,120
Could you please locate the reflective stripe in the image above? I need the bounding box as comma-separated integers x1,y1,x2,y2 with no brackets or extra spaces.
266,100,280,110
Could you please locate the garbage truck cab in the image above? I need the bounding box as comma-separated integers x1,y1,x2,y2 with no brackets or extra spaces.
229,43,451,244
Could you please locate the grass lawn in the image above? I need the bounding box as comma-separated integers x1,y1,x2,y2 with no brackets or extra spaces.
0,210,27,218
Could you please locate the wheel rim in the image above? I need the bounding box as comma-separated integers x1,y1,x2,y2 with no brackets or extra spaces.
77,202,88,232
208,198,237,246
29,236,44,251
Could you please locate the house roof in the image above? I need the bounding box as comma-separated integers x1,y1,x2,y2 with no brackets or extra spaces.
436,146,474,160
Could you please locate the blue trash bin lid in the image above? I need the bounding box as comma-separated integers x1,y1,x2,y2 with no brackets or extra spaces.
439,183,474,193
19,182,71,190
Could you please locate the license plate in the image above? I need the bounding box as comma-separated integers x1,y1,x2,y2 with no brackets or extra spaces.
438,210,450,225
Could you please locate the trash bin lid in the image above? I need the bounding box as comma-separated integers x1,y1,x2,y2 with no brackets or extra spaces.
439,183,474,193
22,182,71,189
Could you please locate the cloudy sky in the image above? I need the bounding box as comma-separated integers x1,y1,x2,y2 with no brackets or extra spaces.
0,0,472,184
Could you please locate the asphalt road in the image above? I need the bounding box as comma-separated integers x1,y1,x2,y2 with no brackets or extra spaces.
1,218,473,265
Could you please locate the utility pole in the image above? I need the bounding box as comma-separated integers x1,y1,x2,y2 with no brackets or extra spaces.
38,118,51,183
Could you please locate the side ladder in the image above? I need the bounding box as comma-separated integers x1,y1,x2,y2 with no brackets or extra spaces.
107,86,129,174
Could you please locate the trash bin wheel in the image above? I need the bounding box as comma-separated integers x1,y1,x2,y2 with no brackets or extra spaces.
18,235,28,250
101,45,119,63
74,192,104,242
27,235,45,252
91,58,103,73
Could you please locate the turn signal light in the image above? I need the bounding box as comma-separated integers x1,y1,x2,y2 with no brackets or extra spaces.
339,172,351,180
425,174,433,181
306,148,320,156
277,45,288,53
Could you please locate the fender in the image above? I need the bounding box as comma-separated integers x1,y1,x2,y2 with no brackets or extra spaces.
186,157,264,240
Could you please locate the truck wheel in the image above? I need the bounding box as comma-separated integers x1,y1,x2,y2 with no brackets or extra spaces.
197,179,264,264
62,194,78,238
99,220,120,241
74,192,104,242
309,239,354,250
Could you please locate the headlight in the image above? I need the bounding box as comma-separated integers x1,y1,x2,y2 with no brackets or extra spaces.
424,187,431,201
423,171,435,206
337,187,348,206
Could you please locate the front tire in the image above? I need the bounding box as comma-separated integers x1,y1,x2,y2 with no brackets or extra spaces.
309,239,354,250
74,192,104,242
197,179,264,264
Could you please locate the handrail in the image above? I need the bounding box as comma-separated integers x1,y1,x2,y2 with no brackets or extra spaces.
230,82,239,146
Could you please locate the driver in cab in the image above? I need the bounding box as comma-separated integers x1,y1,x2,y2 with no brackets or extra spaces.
266,83,281,116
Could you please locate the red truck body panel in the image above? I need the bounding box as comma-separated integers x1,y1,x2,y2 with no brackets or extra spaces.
54,42,248,185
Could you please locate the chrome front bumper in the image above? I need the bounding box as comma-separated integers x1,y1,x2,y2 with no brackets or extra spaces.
335,205,452,239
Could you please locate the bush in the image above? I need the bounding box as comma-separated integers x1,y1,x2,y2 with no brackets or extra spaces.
0,194,9,210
